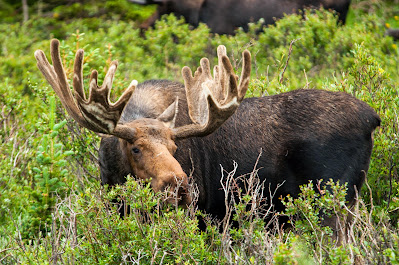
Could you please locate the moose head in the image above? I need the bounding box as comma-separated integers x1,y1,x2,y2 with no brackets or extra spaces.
34,39,251,206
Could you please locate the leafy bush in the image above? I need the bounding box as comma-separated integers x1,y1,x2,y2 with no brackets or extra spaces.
283,179,399,264
337,43,399,223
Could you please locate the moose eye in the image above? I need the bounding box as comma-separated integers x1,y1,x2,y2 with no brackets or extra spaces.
131,147,140,154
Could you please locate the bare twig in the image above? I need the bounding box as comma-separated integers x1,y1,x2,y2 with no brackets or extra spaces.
303,69,310,89
279,39,299,84
387,154,397,209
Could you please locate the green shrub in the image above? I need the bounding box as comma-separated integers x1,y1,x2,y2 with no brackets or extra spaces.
336,43,399,224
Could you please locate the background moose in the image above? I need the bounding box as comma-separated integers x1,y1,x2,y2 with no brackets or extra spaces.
131,0,352,34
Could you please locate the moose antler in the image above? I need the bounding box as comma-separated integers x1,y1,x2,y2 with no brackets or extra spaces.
173,45,251,139
35,40,251,142
34,39,137,141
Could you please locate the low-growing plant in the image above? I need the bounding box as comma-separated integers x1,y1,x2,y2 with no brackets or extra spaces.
283,180,351,263
20,96,74,239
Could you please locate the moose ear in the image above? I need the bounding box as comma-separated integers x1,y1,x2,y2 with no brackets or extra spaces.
157,97,179,128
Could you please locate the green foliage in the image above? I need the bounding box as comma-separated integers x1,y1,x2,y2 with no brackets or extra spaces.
0,0,399,263
337,43,399,223
47,177,221,264
143,14,210,79
2,0,156,23
282,179,399,264
273,235,313,265
21,96,73,239
282,180,351,264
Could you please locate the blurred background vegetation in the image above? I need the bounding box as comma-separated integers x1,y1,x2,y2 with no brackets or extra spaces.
0,0,398,263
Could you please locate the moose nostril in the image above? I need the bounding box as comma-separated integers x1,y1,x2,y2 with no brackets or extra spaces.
176,178,192,206
178,184,191,203
159,173,191,205
176,180,188,194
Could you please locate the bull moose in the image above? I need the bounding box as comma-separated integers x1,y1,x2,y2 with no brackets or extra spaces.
35,39,379,228
130,0,352,34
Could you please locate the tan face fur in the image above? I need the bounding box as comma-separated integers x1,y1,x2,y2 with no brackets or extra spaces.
120,118,191,206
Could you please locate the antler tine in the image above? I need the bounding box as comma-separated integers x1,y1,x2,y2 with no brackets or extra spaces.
212,45,234,103
35,39,137,141
75,60,136,135
238,49,251,100
35,39,92,129
73,49,86,100
174,45,251,139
